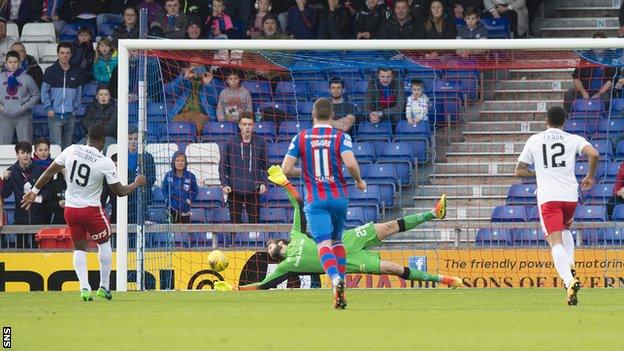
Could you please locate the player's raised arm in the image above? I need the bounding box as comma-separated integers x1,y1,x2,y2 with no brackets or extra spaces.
108,176,148,197
580,144,600,190
21,161,64,210
268,165,305,236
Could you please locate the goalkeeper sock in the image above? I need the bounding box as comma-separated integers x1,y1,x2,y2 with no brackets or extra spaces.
318,245,341,283
398,212,435,232
98,241,113,290
562,230,575,268
73,250,90,291
551,244,573,287
401,266,440,282
332,243,346,280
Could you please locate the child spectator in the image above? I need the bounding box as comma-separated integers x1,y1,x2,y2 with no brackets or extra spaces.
80,86,117,149
70,27,95,84
33,137,53,168
457,7,488,39
247,0,272,39
405,79,429,125
0,50,40,145
10,42,44,88
204,0,234,39
93,39,118,85
33,137,66,224
162,151,197,224
217,70,252,122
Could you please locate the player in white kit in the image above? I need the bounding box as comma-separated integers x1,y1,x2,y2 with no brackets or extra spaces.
22,125,147,301
515,106,599,305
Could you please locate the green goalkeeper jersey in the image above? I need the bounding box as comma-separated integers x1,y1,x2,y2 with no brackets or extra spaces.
243,183,382,290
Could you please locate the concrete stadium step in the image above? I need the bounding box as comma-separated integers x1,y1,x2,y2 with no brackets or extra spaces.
541,17,620,28
506,69,574,80
429,175,517,185
404,206,494,221
447,142,526,154
462,131,532,142
415,184,510,197
541,28,619,37
446,152,520,163
493,90,566,100
554,7,620,18
464,121,546,132
490,79,574,91
480,100,562,112
550,0,621,8
478,111,546,121
434,162,517,175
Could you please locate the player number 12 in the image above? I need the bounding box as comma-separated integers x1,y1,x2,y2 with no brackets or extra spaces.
541,143,566,168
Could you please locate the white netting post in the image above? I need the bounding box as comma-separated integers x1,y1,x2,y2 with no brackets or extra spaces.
116,42,130,292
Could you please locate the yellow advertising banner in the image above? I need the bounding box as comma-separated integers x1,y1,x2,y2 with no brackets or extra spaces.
1,249,623,292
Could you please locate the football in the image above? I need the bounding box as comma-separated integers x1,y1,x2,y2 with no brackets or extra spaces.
208,250,229,272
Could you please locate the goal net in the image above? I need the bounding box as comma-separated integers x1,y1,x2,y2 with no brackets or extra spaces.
115,39,624,291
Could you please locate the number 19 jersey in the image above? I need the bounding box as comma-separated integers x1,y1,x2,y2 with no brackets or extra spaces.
53,144,119,208
518,128,591,205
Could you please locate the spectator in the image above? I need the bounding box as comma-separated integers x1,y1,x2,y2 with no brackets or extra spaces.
219,111,268,224
406,0,428,20
162,151,197,224
80,86,117,149
365,67,405,127
613,67,624,100
609,161,624,218
258,13,289,39
247,0,272,39
287,0,318,39
70,27,96,84
217,69,252,123
405,79,429,125
1,0,30,30
166,63,217,134
619,0,624,38
317,0,354,39
204,0,235,39
457,7,487,39
126,130,156,223
32,137,53,168
563,32,616,113
451,1,483,19
424,0,456,39
41,42,83,149
65,1,104,31
112,6,140,45
33,137,66,224
2,142,50,247
152,0,188,39
328,77,359,134
185,15,204,39
376,0,423,39
39,0,68,36
483,0,529,38
0,50,39,144
10,42,43,88
96,0,136,31
0,18,17,63
223,0,253,25
136,0,164,25
355,0,387,39
93,39,118,85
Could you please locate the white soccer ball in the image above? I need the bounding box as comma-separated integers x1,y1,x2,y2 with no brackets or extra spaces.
208,250,229,272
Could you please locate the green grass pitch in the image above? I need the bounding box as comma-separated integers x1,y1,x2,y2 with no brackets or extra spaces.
2,289,622,351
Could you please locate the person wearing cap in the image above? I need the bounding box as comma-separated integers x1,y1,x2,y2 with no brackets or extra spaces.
70,26,95,84
0,18,17,64
185,15,204,39
258,13,289,39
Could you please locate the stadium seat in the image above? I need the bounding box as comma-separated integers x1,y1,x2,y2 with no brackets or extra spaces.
190,232,211,247
21,23,56,43
610,98,624,117
98,22,117,37
432,79,463,101
475,228,513,246
574,205,607,222
352,142,376,164
277,121,311,142
584,183,613,205
260,208,288,223
375,141,416,167
263,186,292,207
595,119,624,139
328,68,364,81
296,101,314,118
563,119,591,135
242,80,272,101
346,207,365,227
254,121,276,141
589,140,613,160
611,204,624,221
187,163,220,186
602,227,624,245
210,208,231,223
267,142,290,164
307,81,330,100
527,206,540,222
348,184,382,209
506,183,537,205
190,208,208,223
481,17,511,38
572,98,605,117
165,121,197,143
513,228,547,246
355,122,392,142
615,141,624,161
362,163,399,187
185,143,220,164
41,43,59,63
202,121,237,143
196,187,224,208
582,228,602,245
147,206,168,223
151,187,165,204
150,233,172,248
491,205,527,222
393,120,430,142
361,205,378,223
574,161,606,180
603,161,620,179
275,81,307,100
344,79,368,100
60,23,81,41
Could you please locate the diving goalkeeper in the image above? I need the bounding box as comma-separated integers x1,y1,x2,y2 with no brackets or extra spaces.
235,165,462,290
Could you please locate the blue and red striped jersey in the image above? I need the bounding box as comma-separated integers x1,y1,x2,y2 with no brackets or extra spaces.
286,124,353,203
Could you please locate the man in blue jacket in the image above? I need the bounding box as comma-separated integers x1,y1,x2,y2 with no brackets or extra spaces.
41,42,83,149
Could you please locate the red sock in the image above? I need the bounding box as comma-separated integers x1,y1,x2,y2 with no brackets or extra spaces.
332,244,346,280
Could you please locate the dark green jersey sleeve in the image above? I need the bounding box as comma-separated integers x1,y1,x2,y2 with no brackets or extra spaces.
240,261,295,290
283,182,306,234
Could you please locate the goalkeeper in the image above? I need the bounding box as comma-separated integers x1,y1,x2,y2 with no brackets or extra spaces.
235,166,462,290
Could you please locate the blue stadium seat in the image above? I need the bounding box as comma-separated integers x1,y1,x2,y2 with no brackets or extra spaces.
589,140,613,160
348,184,382,209
166,121,197,143
275,81,307,100
506,183,537,205
602,227,624,245
361,206,378,223
481,17,510,38
307,81,330,100
393,120,430,142
190,232,211,247
263,186,292,207
202,121,237,143
296,101,314,118
254,121,277,141
190,208,208,223
344,79,369,101
491,205,527,222
375,183,395,208
98,22,117,37
375,141,416,167
196,187,224,208
393,163,411,186
604,161,620,179
527,206,540,222
615,141,624,161
258,101,297,119
268,142,290,164
147,206,167,223
475,228,513,246
277,121,311,142
150,233,172,248
575,161,606,180
563,119,591,135
148,102,167,117
611,204,624,221
572,99,605,116
595,119,624,138
513,228,547,246
82,82,98,102
584,183,613,205
59,23,81,41
260,208,288,223
362,163,399,187
328,68,364,81
346,207,365,227
210,208,231,223
352,142,376,164
432,79,463,101
151,187,165,204
242,80,272,101
355,122,392,142
581,228,602,245
574,205,606,222
435,100,460,125
610,98,624,117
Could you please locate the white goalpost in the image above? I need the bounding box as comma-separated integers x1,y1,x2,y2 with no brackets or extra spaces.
116,38,624,292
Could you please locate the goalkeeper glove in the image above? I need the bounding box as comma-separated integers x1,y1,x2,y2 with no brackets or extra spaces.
214,281,233,291
267,165,289,187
